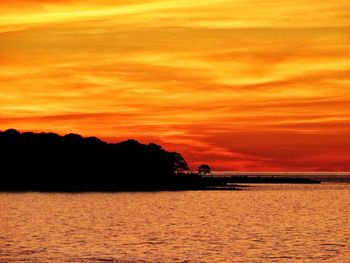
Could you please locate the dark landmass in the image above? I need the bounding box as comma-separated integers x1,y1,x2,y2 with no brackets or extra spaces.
0,129,192,191
0,129,319,192
0,129,237,191
182,176,320,187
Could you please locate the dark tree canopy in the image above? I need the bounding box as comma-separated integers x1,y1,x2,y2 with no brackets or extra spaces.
198,164,212,176
0,129,192,191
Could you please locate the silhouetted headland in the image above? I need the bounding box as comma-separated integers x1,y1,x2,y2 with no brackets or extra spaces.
0,129,236,191
0,129,319,191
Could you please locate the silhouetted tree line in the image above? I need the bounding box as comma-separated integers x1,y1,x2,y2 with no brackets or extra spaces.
0,129,203,191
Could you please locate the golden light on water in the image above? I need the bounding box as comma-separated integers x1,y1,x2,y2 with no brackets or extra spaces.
1,0,350,170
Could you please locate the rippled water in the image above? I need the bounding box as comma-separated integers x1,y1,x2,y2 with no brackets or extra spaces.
1,183,350,262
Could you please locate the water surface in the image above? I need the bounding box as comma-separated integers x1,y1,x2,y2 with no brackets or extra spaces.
1,183,349,262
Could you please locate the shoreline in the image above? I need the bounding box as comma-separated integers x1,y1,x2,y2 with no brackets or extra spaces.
0,176,320,192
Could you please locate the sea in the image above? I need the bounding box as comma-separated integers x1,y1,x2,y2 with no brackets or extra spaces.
0,181,349,262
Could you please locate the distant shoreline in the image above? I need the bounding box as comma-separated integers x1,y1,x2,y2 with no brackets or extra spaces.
210,172,350,183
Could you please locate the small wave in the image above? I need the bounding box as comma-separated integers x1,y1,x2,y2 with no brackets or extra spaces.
15,248,47,256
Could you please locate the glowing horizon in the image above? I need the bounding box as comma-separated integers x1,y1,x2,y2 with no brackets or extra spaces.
1,0,350,171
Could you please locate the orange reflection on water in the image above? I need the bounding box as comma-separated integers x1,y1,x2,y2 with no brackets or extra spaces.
1,185,350,261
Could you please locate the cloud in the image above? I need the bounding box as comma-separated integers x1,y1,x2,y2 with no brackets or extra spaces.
1,0,350,170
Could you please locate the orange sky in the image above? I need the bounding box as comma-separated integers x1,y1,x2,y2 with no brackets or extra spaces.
1,0,350,171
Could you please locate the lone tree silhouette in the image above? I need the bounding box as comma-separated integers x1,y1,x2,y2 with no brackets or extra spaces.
198,164,212,176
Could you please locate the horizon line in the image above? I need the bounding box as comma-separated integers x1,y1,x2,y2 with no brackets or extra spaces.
210,171,350,175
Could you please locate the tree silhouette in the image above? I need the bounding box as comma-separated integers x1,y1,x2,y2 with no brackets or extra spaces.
0,128,195,191
198,164,212,176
